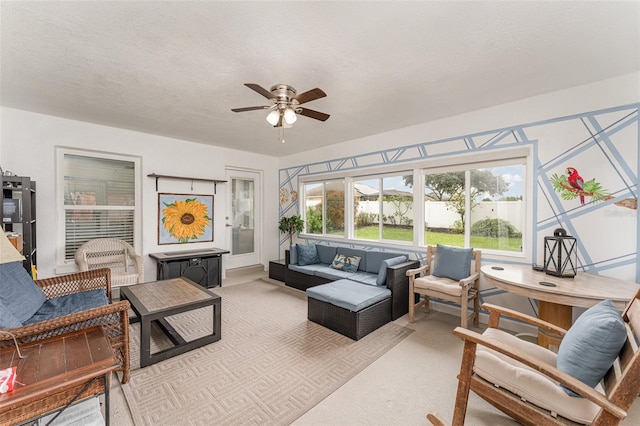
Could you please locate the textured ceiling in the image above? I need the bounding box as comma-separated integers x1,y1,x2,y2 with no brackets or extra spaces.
1,1,639,157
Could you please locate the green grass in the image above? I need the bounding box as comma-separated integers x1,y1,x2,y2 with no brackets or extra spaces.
354,226,521,252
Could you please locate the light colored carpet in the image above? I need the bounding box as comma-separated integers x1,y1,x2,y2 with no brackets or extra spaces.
121,278,412,425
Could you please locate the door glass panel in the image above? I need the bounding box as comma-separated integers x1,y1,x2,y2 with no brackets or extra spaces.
231,178,254,255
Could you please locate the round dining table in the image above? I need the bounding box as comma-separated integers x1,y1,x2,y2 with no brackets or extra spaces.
481,264,639,349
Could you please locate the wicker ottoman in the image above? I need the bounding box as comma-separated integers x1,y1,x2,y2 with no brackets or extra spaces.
306,279,392,340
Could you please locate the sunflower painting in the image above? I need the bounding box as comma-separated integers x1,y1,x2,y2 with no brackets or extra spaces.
158,193,213,244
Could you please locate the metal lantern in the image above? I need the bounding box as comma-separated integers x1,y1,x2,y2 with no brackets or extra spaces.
543,228,578,278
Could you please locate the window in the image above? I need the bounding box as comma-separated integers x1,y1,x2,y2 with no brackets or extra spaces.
353,173,413,243
424,161,524,252
303,180,345,237
57,149,141,267
297,149,527,256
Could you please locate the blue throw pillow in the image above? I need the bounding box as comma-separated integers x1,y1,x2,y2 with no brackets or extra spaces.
432,244,473,281
297,243,320,266
0,261,46,324
557,299,627,397
376,255,408,285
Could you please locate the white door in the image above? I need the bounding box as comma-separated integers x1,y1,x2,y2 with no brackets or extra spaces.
225,167,262,269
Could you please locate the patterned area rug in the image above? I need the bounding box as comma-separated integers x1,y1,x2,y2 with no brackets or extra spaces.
121,279,412,425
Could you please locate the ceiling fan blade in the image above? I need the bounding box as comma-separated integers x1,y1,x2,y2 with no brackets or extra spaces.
298,107,330,122
245,83,274,99
231,106,271,112
292,88,326,105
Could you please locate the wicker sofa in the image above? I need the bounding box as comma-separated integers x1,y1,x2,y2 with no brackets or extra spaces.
285,243,419,339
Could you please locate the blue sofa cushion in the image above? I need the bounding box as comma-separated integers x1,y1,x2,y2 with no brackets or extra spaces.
289,244,299,265
336,247,367,271
306,279,391,312
365,251,407,274
314,265,356,281
289,263,325,275
376,255,409,285
432,244,473,281
23,289,109,325
0,261,46,324
347,272,380,286
297,243,320,266
0,298,22,328
557,299,627,396
316,245,337,264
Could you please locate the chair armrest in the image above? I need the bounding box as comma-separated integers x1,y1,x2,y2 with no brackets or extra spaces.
482,303,568,336
406,263,429,277
388,260,421,289
459,271,480,287
36,268,112,300
453,327,627,421
130,252,145,282
0,300,131,384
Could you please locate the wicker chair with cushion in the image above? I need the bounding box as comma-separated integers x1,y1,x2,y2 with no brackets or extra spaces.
427,293,640,426
75,238,144,287
406,244,481,328
0,233,130,387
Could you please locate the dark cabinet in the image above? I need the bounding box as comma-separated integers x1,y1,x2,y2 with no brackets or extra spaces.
2,175,36,275
149,248,230,288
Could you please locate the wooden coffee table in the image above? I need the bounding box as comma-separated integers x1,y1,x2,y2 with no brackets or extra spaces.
0,326,118,426
120,277,221,367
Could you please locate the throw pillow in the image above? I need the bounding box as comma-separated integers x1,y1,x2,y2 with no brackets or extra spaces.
557,299,627,397
432,244,473,281
297,243,320,266
376,255,408,285
331,254,362,273
0,261,46,324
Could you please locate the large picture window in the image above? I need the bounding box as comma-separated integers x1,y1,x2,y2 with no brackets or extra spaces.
297,150,527,256
57,149,141,266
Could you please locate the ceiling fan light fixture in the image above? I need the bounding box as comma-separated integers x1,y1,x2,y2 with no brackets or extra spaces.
283,107,297,125
266,110,280,126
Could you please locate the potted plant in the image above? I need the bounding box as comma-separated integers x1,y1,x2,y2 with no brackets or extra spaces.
278,215,304,247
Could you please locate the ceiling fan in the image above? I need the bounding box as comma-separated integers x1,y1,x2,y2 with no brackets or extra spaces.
231,83,330,128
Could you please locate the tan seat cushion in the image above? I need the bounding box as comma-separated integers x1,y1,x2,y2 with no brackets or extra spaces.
414,275,461,296
474,328,601,424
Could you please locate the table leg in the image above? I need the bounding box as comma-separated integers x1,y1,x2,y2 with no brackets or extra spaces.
538,301,572,351
140,316,151,368
104,372,110,426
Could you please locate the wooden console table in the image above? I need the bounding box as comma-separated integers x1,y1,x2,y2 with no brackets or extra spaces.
482,264,639,349
0,326,118,426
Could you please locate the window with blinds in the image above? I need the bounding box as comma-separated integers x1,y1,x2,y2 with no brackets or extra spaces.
62,153,138,261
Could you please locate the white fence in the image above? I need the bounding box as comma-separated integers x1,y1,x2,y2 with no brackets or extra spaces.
356,200,523,231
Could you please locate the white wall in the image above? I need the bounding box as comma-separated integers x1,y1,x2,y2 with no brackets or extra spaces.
0,107,280,280
281,73,639,169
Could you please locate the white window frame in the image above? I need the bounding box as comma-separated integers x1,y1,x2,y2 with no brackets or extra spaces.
55,147,142,274
296,146,532,258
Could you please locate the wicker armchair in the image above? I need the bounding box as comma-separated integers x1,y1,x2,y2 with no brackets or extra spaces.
0,268,130,385
75,238,144,287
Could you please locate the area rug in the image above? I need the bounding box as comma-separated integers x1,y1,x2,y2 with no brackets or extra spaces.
121,279,413,425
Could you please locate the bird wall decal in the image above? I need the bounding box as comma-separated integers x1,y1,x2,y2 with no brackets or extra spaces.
566,167,585,205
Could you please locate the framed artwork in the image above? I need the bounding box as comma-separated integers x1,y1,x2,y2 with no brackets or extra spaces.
158,193,214,245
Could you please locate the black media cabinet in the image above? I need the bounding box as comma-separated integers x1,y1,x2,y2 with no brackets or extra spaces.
149,248,230,288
